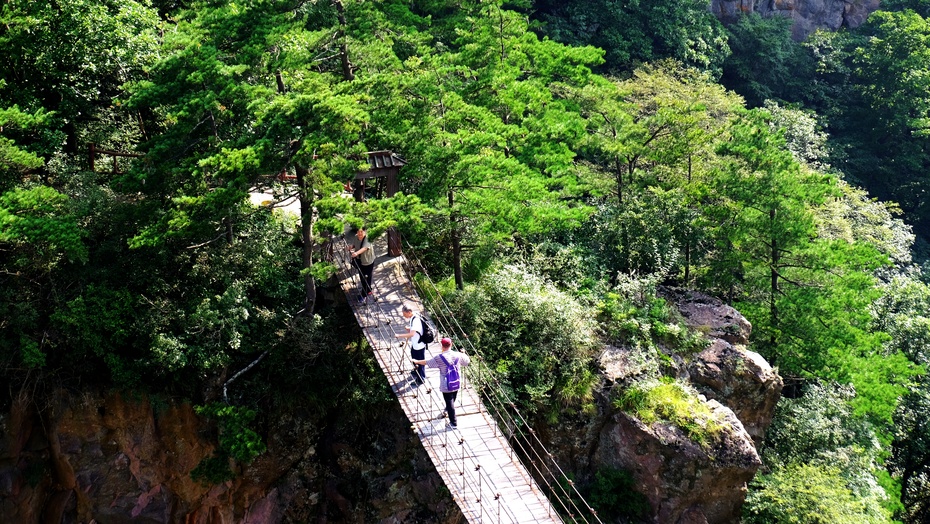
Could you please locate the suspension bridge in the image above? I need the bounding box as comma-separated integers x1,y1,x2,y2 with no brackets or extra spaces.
333,236,602,524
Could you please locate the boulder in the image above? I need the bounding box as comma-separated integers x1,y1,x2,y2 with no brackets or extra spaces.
688,340,783,448
593,401,761,523
660,288,784,448
660,288,751,346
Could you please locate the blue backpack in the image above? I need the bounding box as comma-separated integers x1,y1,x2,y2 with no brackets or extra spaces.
439,354,460,391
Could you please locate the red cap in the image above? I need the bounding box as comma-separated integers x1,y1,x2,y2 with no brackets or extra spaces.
440,337,452,347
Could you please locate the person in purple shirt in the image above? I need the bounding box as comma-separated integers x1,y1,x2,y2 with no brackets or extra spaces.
413,337,470,430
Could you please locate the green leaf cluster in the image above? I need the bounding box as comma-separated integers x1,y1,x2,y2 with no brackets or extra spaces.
439,263,599,418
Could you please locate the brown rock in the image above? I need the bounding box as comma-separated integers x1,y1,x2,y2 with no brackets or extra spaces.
688,341,783,448
711,0,881,40
660,288,751,346
0,389,460,523
660,287,783,448
594,400,761,523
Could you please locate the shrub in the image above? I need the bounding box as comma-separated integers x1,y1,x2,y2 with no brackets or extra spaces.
441,264,600,419
588,466,651,520
743,463,892,524
195,403,266,464
615,377,725,446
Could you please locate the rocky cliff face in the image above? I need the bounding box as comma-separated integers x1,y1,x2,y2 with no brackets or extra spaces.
1,290,779,523
544,289,782,524
0,389,461,523
712,0,881,40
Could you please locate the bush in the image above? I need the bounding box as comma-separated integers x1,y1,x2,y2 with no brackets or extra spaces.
588,466,650,520
615,377,725,446
743,463,892,524
195,403,266,464
753,381,896,520
442,264,600,419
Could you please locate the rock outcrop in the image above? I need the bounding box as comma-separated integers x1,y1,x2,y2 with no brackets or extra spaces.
711,0,881,40
663,288,784,448
594,402,761,524
544,288,782,523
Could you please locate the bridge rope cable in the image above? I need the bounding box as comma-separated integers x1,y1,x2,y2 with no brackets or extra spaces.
334,245,529,524
331,238,529,523
333,244,533,524
399,240,603,524
350,242,585,522
398,256,591,524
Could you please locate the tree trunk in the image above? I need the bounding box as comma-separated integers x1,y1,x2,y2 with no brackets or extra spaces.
333,0,355,81
296,163,317,314
449,189,463,290
615,156,623,204
224,216,234,245
769,208,778,349
684,153,693,283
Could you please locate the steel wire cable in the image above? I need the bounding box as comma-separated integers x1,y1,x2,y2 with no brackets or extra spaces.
399,241,602,524
392,254,574,515
339,239,577,524
394,256,585,522
333,239,530,523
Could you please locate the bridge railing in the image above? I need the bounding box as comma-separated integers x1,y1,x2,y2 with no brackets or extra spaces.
332,237,548,523
397,241,604,524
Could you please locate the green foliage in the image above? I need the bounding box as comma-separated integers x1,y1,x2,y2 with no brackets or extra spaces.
721,14,814,107
0,186,87,266
597,272,707,378
0,0,160,161
1,1,927,518
815,181,915,267
0,101,47,181
872,268,930,364
615,377,725,446
441,264,599,418
587,466,650,520
195,403,266,464
832,9,930,236
763,100,831,170
890,381,930,522
534,0,730,75
19,337,45,369
756,381,898,519
190,452,235,485
744,463,892,524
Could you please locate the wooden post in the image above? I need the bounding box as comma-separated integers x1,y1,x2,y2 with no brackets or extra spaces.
387,227,402,257
385,170,402,256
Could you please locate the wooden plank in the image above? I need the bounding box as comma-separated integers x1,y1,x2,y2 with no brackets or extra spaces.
336,242,563,524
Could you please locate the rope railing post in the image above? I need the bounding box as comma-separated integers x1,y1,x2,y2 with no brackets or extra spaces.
461,436,466,494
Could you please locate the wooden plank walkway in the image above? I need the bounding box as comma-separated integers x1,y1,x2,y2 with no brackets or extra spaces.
335,240,563,524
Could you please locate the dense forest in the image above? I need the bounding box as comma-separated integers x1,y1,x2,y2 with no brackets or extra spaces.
2,0,930,522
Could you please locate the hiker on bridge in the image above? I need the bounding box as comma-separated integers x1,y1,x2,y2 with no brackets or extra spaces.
412,337,470,430
397,304,428,385
346,225,375,302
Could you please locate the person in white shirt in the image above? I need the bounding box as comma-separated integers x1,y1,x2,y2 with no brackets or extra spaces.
396,303,426,385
